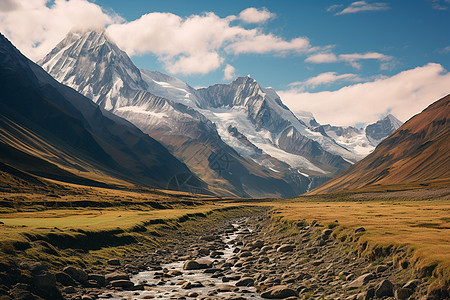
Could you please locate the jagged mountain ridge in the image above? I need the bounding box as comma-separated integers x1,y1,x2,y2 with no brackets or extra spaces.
41,30,304,197
366,114,403,146
39,29,401,197
0,33,200,191
313,114,403,159
309,94,450,194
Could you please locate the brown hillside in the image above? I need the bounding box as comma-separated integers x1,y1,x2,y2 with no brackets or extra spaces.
309,94,450,194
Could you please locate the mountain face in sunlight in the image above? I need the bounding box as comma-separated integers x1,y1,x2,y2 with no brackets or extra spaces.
39,30,401,197
309,94,450,194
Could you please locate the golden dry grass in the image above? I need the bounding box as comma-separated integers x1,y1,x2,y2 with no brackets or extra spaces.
0,205,221,240
243,196,450,282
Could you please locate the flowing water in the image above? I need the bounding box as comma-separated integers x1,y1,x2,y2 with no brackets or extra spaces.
100,219,263,299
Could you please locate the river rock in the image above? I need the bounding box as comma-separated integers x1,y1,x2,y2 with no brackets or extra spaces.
196,258,214,268
55,272,76,286
235,277,254,287
354,227,366,233
261,245,272,252
110,279,134,288
167,270,183,277
88,274,106,287
395,287,414,299
239,251,252,258
375,264,389,273
375,279,394,297
277,244,295,253
105,272,129,282
184,260,200,270
184,258,214,270
19,262,47,274
261,285,298,299
356,287,375,300
345,273,374,289
198,248,210,256
62,267,88,283
33,271,56,290
250,240,264,249
217,284,239,292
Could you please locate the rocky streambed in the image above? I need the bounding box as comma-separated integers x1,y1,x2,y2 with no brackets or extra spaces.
97,219,263,299
5,212,437,299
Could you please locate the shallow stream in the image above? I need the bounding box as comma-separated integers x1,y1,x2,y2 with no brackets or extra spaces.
100,219,263,299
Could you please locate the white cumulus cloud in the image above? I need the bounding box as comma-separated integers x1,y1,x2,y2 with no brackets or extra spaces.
223,64,236,81
226,35,310,55
238,7,276,24
0,0,121,61
278,63,450,126
0,2,314,75
0,0,396,78
106,11,313,75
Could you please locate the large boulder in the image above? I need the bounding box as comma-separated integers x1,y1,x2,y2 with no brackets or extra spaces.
110,280,134,288
235,277,254,287
345,273,374,289
62,267,88,283
261,285,298,299
55,272,76,286
88,274,106,287
395,287,414,299
375,279,394,297
33,271,56,290
19,262,47,274
183,258,213,270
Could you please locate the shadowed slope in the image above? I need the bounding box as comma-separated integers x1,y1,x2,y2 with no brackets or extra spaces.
0,33,200,191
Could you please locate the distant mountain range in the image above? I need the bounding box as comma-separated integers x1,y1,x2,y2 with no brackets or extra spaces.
309,94,450,194
38,30,402,197
0,33,203,193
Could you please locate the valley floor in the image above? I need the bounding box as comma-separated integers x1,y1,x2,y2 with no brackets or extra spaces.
0,185,448,299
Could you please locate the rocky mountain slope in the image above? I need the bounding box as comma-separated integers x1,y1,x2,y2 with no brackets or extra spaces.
39,29,401,197
0,33,201,191
309,94,450,194
313,114,403,159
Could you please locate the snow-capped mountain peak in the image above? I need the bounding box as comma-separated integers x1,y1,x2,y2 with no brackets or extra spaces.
39,29,400,197
39,29,147,110
312,114,403,159
366,114,403,146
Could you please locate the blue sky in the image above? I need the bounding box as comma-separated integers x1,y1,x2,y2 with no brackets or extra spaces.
1,0,449,125
92,0,450,91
